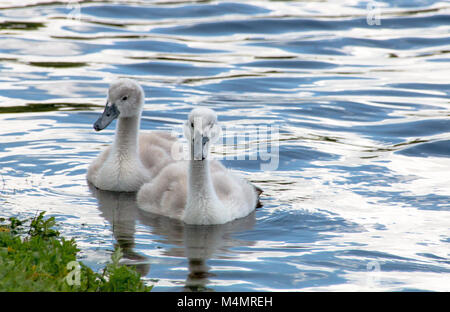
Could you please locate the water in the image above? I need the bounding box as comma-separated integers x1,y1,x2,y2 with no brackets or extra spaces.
0,0,449,291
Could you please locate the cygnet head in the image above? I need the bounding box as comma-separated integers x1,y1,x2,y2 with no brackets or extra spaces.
184,107,221,161
94,78,145,131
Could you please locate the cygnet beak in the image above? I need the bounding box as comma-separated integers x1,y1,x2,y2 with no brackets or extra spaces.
192,133,210,161
94,101,120,131
202,135,209,146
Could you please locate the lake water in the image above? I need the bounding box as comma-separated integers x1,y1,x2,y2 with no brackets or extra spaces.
0,0,449,291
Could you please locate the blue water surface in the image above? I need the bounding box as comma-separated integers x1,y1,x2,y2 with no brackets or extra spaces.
0,0,449,291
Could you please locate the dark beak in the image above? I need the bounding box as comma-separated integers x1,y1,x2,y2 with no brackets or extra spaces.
202,136,209,146
93,102,120,131
200,135,209,160
192,135,209,161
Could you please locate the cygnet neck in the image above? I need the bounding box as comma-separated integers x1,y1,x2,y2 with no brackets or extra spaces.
184,158,223,224
188,159,214,195
113,114,140,158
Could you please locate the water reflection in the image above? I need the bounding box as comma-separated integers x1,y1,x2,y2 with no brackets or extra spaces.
88,182,256,291
88,183,150,276
139,211,256,291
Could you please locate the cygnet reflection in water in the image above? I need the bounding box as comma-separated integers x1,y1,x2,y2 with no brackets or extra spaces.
138,210,256,291
89,182,256,291
88,183,150,276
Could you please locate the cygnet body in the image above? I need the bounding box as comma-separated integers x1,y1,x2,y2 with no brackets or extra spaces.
87,79,177,192
137,107,262,225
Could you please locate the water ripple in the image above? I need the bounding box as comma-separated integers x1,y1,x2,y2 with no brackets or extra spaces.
0,0,449,291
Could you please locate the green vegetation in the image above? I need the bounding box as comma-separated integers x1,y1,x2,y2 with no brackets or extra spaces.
0,212,152,292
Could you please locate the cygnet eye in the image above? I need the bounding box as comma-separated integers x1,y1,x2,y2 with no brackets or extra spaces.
121,95,128,101
191,121,194,128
